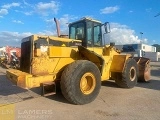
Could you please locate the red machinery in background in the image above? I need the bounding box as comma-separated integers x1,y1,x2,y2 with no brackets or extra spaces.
1,46,21,69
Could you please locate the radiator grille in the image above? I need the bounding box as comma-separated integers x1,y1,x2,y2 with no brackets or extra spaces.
20,37,32,73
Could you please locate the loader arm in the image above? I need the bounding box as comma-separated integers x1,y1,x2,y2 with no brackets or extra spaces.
78,46,104,74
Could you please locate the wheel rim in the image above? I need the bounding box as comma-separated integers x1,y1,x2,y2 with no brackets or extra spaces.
130,66,136,81
80,72,96,95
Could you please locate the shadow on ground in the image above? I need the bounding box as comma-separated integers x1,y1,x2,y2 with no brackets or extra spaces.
136,66,160,91
46,92,71,104
101,80,119,88
0,66,159,105
30,85,71,104
137,80,160,91
0,75,27,96
151,69,160,77
102,78,160,91
0,72,70,104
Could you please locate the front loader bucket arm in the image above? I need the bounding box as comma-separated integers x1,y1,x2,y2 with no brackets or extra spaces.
78,46,104,74
133,57,150,82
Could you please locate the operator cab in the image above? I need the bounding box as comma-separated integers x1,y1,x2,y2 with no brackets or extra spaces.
69,17,103,47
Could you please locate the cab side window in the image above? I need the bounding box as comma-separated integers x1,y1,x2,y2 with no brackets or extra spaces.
87,22,92,46
93,24,101,46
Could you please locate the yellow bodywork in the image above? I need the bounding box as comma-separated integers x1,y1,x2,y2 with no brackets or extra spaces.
6,35,131,89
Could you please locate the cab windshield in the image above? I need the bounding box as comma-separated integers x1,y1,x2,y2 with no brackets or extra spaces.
69,21,102,47
87,22,102,46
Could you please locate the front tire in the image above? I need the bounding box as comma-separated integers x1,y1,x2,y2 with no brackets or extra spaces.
60,60,101,105
115,58,138,88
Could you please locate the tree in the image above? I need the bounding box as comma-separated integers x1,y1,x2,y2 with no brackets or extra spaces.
152,44,160,52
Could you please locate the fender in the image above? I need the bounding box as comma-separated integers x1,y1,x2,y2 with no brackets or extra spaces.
110,55,131,73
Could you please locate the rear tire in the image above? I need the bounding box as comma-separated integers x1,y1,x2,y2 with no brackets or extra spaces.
115,58,138,88
60,60,101,105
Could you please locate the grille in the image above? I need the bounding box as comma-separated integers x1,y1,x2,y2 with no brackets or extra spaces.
20,37,32,73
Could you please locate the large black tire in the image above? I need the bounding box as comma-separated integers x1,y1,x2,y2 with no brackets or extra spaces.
115,58,138,88
60,60,101,105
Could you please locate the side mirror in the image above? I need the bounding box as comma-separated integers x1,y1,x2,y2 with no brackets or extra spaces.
104,22,110,33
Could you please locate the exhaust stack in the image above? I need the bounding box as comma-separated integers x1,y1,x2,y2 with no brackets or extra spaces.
54,18,60,37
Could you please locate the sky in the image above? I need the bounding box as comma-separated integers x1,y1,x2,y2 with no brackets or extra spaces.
0,0,160,47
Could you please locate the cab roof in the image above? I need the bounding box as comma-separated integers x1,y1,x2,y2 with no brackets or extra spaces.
69,17,102,26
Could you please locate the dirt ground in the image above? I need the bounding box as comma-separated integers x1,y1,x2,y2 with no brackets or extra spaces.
0,62,160,120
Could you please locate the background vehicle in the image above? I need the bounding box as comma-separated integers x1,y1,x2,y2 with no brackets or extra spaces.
0,46,21,69
6,17,150,105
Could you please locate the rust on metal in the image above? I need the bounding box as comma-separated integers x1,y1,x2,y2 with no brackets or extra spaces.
31,54,55,76
134,57,150,82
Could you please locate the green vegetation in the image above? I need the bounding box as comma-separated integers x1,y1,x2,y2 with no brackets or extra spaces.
152,44,160,52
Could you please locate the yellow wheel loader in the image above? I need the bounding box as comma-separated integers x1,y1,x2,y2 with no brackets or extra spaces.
6,17,150,105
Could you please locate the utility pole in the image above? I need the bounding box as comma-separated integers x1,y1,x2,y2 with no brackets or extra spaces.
140,32,143,39
139,32,143,44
